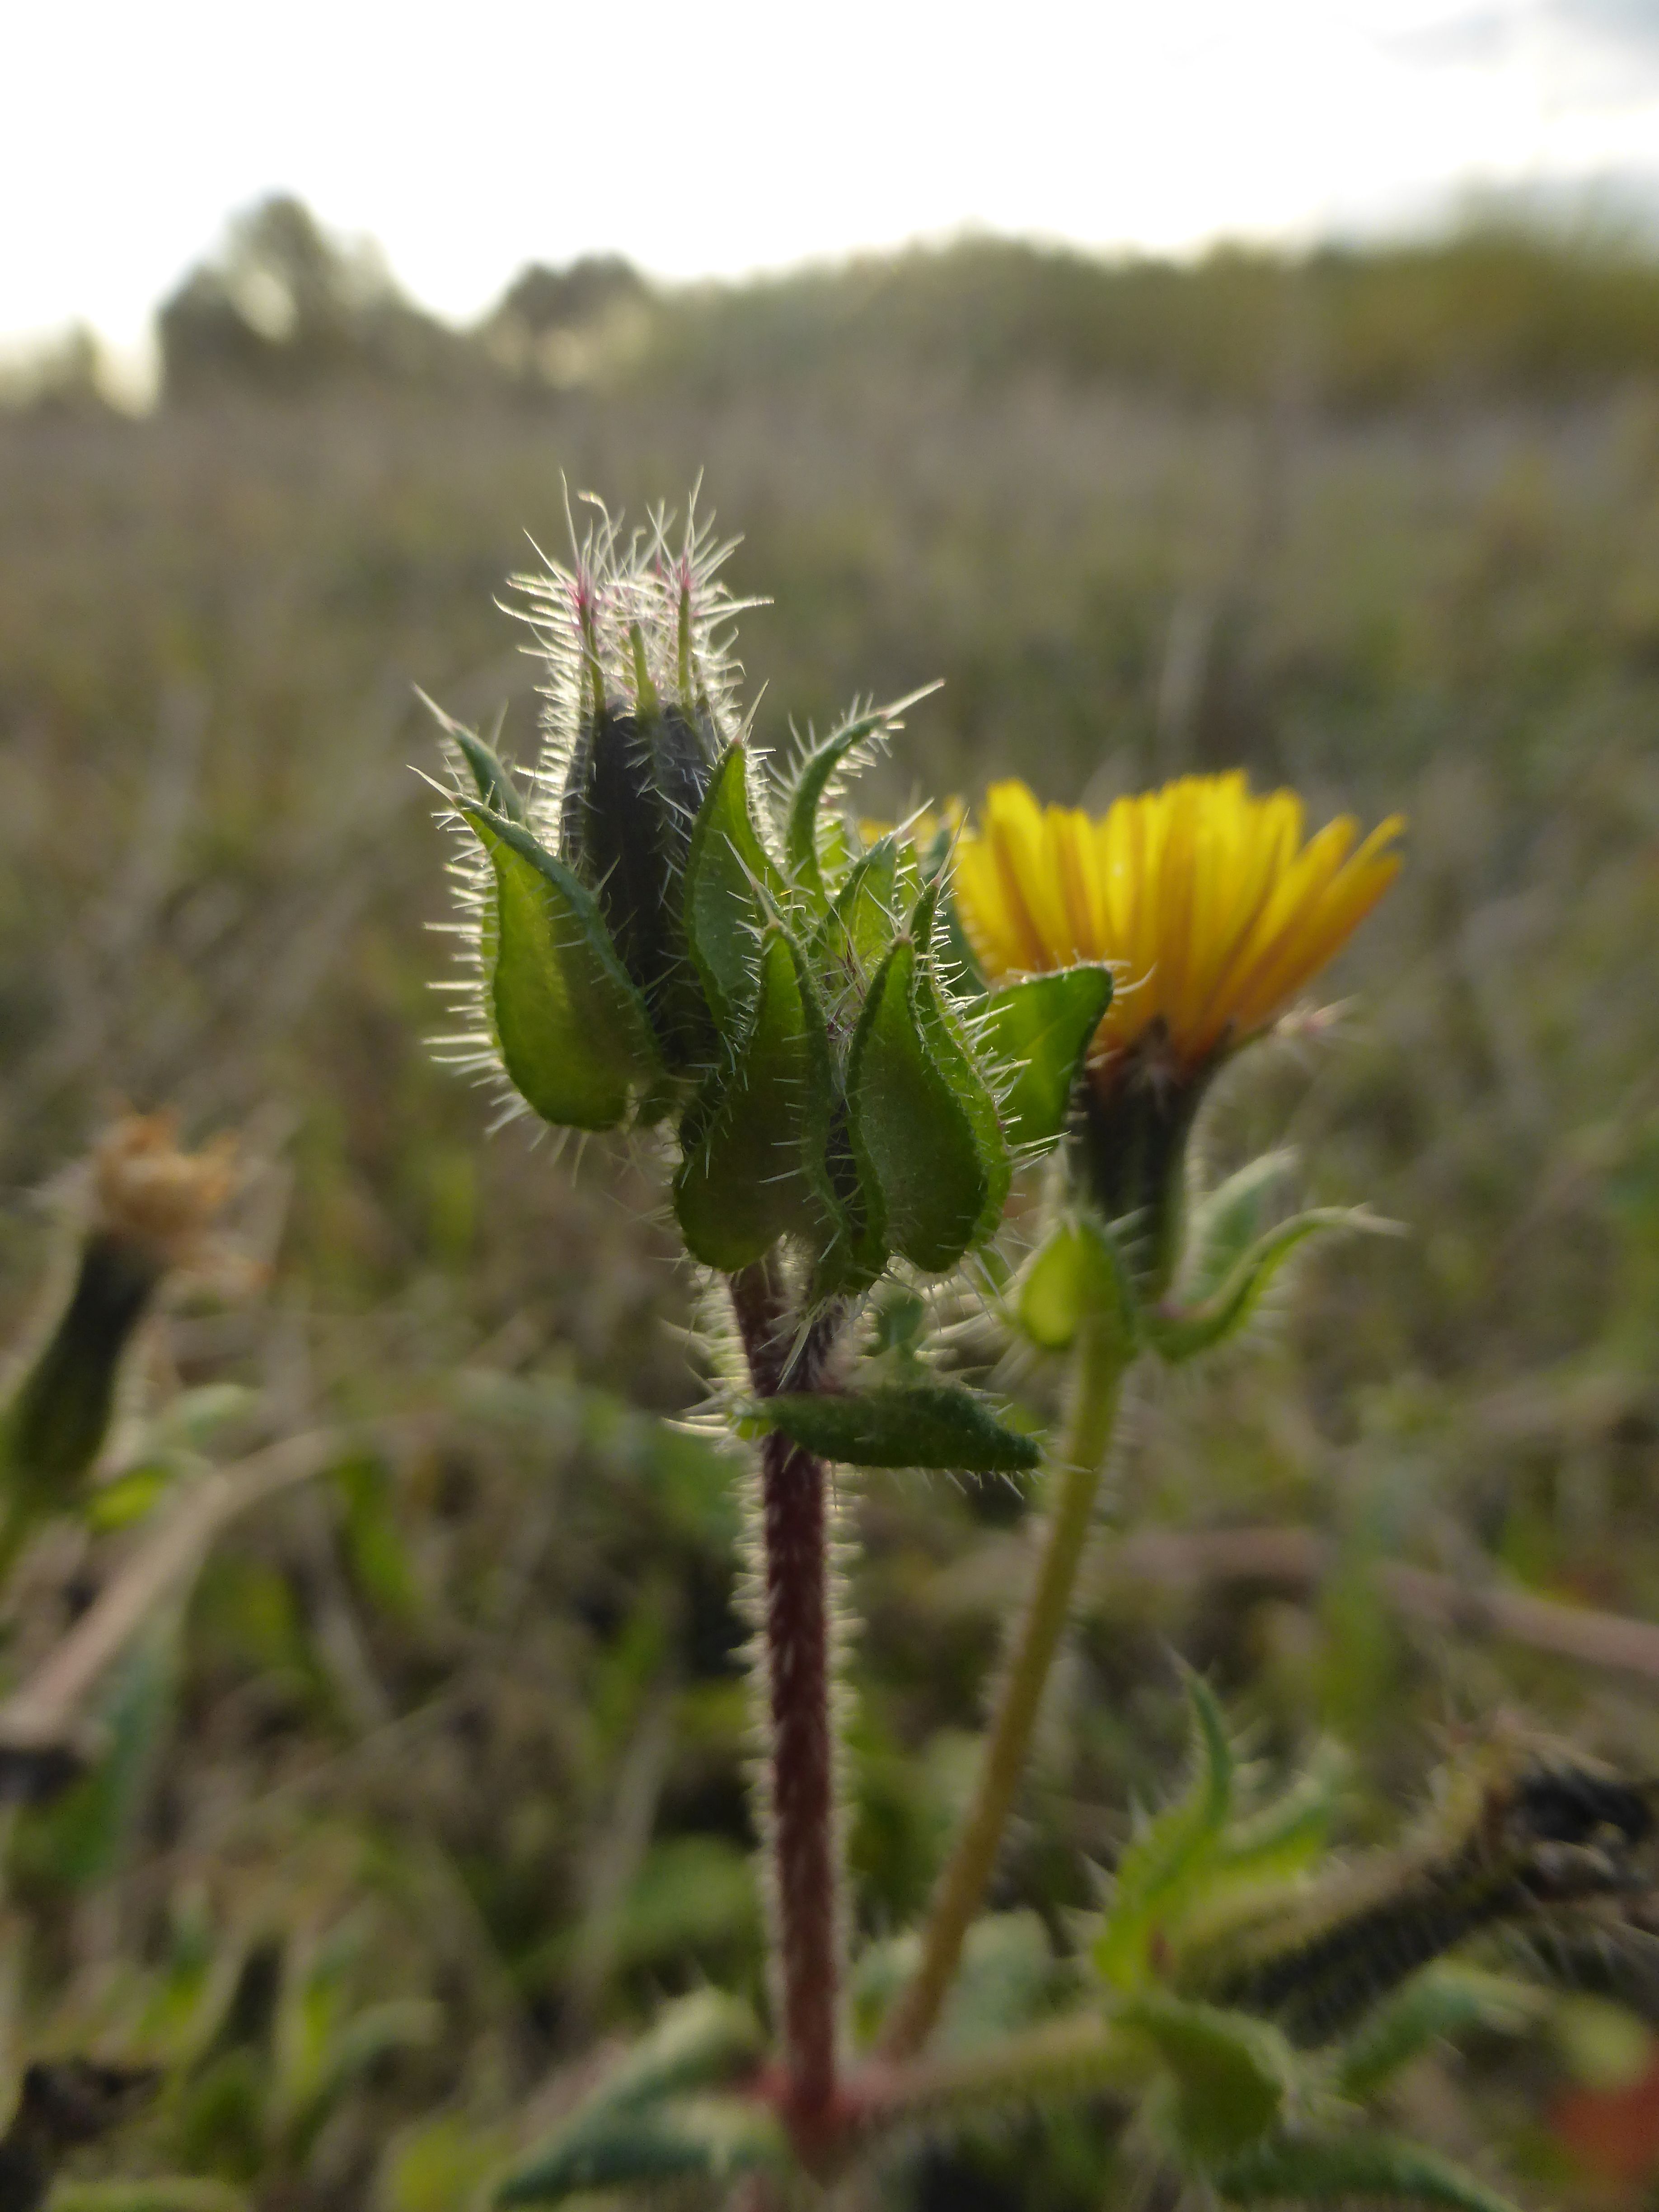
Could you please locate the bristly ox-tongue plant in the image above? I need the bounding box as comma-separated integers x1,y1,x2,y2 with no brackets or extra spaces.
424,495,1646,2212
428,492,1111,2155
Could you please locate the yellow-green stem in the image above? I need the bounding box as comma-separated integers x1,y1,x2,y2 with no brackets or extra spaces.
878,1317,1128,2059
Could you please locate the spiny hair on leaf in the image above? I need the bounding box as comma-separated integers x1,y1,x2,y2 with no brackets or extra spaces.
777,684,942,831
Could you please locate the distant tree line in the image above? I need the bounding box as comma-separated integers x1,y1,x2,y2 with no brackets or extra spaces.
37,192,1659,415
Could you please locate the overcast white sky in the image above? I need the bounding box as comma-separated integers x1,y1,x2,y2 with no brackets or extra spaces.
6,0,1659,374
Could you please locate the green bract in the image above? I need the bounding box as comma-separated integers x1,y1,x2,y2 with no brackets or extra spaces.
745,1382,1040,1473
434,512,1112,1296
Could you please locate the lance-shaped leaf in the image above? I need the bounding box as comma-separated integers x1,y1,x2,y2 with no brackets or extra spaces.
1334,1965,1543,2102
1209,1742,1346,1888
1145,1208,1395,1364
913,886,1009,1250
1180,1151,1298,1304
813,836,903,985
1120,1992,1292,2164
453,726,526,822
570,1990,766,2118
1212,2131,1522,2212
425,693,529,822
674,924,830,1271
848,885,1010,1274
683,744,787,1038
1095,1670,1233,1992
465,807,661,1131
494,1992,772,2205
745,1382,1040,1473
496,2095,788,2205
1018,1214,1139,1354
784,705,900,904
979,966,1113,1152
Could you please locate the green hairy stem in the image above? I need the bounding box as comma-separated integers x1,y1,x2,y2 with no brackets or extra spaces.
880,1314,1129,2058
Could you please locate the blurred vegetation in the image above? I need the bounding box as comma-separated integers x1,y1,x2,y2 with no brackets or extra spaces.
2,195,1659,2207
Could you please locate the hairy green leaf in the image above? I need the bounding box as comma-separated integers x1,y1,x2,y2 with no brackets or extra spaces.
1145,1209,1392,1364
1121,1991,1291,2163
682,744,786,1036
424,692,528,822
847,884,1010,1273
1096,1670,1233,1991
465,806,661,1131
1213,2131,1522,2212
674,925,831,1271
913,886,1010,1249
813,836,902,986
1180,1150,1298,1304
784,706,895,902
1211,1745,1346,1887
979,966,1113,1152
748,1383,1040,1472
453,725,526,823
1017,1214,1139,1354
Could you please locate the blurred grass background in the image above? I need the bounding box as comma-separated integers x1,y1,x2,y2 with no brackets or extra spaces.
4,197,1659,2207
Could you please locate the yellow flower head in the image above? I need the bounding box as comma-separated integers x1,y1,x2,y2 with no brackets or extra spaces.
956,773,1404,1090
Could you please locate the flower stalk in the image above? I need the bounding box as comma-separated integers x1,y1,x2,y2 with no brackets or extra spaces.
880,1311,1130,2059
729,1263,847,2127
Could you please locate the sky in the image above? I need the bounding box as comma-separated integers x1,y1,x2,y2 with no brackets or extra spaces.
6,0,1659,381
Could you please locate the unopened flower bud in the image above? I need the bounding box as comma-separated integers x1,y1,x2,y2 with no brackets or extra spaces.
559,695,717,1058
1,1117,235,1547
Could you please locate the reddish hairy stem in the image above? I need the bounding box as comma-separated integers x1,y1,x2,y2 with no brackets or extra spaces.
729,1263,843,2128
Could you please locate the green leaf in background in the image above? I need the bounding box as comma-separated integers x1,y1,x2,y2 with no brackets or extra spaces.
332,1453,421,1625
496,2095,789,2204
1017,1214,1139,1354
84,1462,178,1533
1144,1208,1392,1364
465,805,661,1131
54,2184,251,2212
141,1383,259,1455
852,1911,1059,2056
21,1616,181,1889
524,1837,761,1987
569,1988,764,2114
979,965,1113,1152
494,1991,775,2205
682,743,786,1037
1334,1965,1544,2101
1095,1671,1233,1992
749,1383,1040,1472
380,2114,516,2212
1213,2131,1523,2212
280,1995,443,2165
674,925,828,1270
1120,1991,1292,2165
1179,1151,1298,1304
